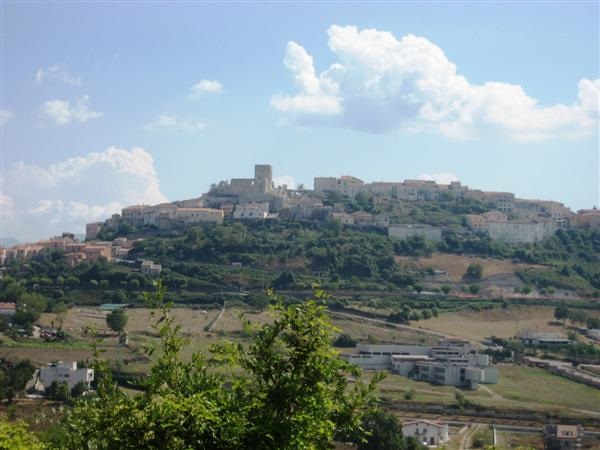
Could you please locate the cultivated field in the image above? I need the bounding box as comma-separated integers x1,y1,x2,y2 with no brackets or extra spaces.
414,305,565,341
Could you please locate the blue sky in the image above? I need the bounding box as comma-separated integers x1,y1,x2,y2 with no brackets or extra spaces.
1,2,599,241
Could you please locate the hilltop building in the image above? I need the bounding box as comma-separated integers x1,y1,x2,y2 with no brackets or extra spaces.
314,175,365,198
465,211,557,244
572,208,600,229
207,164,289,209
233,202,270,219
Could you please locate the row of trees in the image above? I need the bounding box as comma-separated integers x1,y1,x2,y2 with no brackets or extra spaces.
554,305,600,329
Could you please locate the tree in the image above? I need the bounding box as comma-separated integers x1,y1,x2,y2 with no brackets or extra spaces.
47,381,71,402
568,309,588,327
465,263,483,280
554,305,569,324
55,285,380,449
468,284,480,295
355,409,407,450
272,271,295,289
0,420,46,450
440,285,451,295
586,317,600,329
334,333,357,348
106,308,128,332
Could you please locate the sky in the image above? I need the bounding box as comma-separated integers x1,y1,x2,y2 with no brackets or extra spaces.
1,1,599,242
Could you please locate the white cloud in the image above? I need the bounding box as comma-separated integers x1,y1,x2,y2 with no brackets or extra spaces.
40,95,102,125
272,25,600,140
144,114,207,132
271,42,342,115
188,79,223,99
418,172,459,185
273,175,296,189
35,65,81,86
1,147,167,241
0,109,14,126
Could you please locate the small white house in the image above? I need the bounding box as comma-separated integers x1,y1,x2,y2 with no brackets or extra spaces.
402,420,449,447
39,361,94,391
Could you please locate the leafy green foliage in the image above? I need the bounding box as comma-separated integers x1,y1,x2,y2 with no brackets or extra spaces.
355,409,411,450
465,263,483,280
105,308,128,332
0,420,46,450
0,359,36,402
333,333,357,348
55,285,381,449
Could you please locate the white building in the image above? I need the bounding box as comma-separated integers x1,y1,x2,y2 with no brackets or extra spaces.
174,207,224,225
487,219,557,244
314,175,364,198
342,341,498,389
39,362,94,391
402,420,449,447
233,202,270,219
388,224,442,242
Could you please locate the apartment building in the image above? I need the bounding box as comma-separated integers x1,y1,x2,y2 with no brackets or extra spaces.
174,207,224,225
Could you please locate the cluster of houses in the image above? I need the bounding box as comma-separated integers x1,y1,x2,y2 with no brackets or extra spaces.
342,339,499,390
0,233,138,267
3,164,598,267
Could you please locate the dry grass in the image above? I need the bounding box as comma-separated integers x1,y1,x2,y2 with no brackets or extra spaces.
395,252,543,282
414,306,564,341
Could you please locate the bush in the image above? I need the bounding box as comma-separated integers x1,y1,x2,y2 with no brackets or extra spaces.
333,333,357,348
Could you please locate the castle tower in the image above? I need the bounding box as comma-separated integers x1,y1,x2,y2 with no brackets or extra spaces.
254,164,273,193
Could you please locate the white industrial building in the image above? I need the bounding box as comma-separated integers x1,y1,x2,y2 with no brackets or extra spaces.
39,362,94,391
342,340,498,389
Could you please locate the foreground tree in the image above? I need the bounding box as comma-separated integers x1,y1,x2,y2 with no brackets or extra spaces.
0,420,46,450
56,284,380,449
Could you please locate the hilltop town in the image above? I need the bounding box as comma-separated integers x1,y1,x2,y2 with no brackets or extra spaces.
1,165,600,449
2,164,598,269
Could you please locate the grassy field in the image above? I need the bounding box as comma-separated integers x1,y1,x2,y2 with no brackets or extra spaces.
414,305,565,341
364,364,600,415
395,252,543,282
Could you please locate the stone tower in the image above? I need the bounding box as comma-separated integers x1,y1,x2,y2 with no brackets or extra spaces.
254,164,273,193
